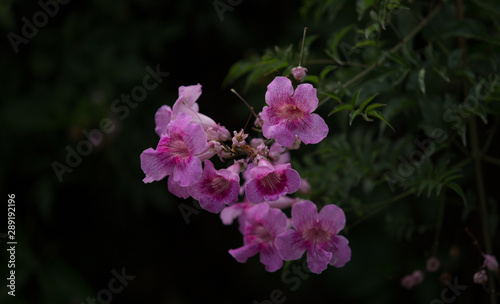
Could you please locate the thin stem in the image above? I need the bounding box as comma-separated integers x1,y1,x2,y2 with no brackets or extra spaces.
347,188,416,230
230,88,259,119
319,1,444,107
431,199,446,256
483,155,500,167
298,27,307,67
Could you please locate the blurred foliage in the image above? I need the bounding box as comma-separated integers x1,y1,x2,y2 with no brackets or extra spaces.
1,0,500,303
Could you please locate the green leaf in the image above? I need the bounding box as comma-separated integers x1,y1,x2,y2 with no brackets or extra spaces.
327,24,355,63
329,104,354,116
356,0,376,20
320,65,337,80
471,0,500,16
353,39,376,49
367,110,395,132
358,93,379,112
304,75,320,85
436,19,496,43
222,60,255,87
350,89,362,107
365,103,387,112
447,182,467,206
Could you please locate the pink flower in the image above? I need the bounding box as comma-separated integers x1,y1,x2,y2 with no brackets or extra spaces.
229,203,289,272
245,159,301,203
275,200,351,274
220,199,254,233
483,254,499,272
473,269,487,284
426,256,440,272
154,105,173,136
189,160,240,213
261,76,328,147
140,112,207,186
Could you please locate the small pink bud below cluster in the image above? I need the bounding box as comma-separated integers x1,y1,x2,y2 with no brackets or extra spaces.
426,256,440,272
482,254,499,272
473,269,487,284
400,270,424,289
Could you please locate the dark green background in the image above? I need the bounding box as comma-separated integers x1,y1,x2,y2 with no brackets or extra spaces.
1,0,498,303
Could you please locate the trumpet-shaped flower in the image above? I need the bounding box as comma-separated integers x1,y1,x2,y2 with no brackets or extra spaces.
245,159,300,203
229,203,288,272
189,160,240,213
275,200,351,274
140,112,207,186
261,76,328,147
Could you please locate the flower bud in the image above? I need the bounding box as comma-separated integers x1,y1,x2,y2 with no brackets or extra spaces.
473,270,487,284
291,66,308,82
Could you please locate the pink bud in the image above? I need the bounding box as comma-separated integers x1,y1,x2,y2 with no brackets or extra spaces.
483,254,499,272
426,256,440,272
291,66,308,82
473,270,487,284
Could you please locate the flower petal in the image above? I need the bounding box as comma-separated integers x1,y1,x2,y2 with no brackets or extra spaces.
294,113,328,145
307,247,332,274
318,204,346,234
291,200,318,232
229,243,260,263
140,147,173,183
154,105,172,136
329,235,351,268
167,176,190,199
275,230,306,261
292,83,318,113
172,84,201,115
265,77,294,108
260,245,284,272
173,156,202,186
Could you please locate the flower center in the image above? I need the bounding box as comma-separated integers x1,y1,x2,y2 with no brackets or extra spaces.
260,172,286,194
253,224,273,243
205,176,231,198
167,138,190,159
277,104,304,121
303,226,330,244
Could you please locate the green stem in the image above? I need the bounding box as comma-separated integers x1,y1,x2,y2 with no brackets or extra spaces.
347,188,416,230
469,117,497,303
431,198,446,256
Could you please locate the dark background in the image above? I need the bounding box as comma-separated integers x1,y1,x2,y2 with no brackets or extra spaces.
0,0,497,303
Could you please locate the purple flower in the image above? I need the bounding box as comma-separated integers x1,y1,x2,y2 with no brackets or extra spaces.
275,200,351,274
140,112,207,186
473,269,487,284
229,203,289,272
261,76,328,147
189,160,240,213
220,199,254,233
483,254,499,272
426,256,440,272
245,159,301,203
154,105,173,136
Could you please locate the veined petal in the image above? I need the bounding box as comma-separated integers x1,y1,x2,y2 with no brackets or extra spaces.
291,200,318,232
140,147,173,183
329,235,351,268
167,176,190,199
294,113,328,145
173,156,202,187
265,77,294,108
292,83,318,113
307,247,332,274
260,245,284,272
318,204,346,234
275,230,306,261
229,243,260,263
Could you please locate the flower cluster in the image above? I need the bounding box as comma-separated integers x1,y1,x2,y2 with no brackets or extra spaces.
140,76,350,274
473,253,499,285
